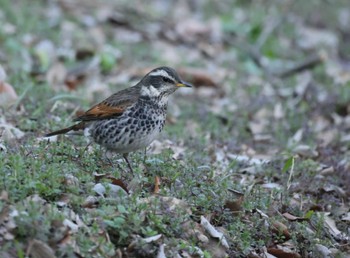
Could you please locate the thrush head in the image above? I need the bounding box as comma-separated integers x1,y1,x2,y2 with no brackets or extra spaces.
139,67,192,100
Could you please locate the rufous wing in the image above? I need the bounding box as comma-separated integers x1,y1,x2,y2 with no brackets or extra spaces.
45,85,141,136
75,100,133,121
74,86,140,121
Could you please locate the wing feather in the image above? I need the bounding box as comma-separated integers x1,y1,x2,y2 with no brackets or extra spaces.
74,85,140,121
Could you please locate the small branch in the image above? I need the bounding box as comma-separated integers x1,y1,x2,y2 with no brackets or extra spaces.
277,51,327,78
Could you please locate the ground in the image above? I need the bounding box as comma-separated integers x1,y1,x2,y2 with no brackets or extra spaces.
0,0,349,257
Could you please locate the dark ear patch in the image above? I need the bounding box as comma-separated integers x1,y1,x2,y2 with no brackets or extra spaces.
150,76,163,88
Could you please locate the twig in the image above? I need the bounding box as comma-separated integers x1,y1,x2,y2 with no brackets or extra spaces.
277,51,327,78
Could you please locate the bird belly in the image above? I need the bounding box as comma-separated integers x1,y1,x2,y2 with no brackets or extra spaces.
111,129,159,153
89,114,165,154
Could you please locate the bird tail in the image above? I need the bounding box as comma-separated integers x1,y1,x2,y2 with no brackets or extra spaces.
45,122,86,137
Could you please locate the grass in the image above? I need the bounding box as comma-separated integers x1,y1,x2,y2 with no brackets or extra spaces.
1,0,350,257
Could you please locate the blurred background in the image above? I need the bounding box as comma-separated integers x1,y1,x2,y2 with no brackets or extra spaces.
1,0,350,257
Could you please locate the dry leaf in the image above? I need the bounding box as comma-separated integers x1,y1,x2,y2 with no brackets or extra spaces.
316,129,338,147
0,81,18,107
177,67,218,87
256,208,269,218
106,176,129,194
64,174,79,186
93,183,128,198
271,221,291,240
224,195,244,213
341,212,350,222
322,213,344,238
314,244,332,257
156,243,166,258
0,118,25,140
297,27,338,50
288,129,303,146
148,139,186,159
261,183,282,190
0,190,9,201
267,247,301,258
143,234,162,243
140,196,191,217
46,61,67,91
63,219,79,233
82,195,99,208
0,64,7,81
319,166,334,176
34,40,56,68
154,176,160,194
274,102,285,119
326,60,350,84
293,145,318,158
282,212,308,222
64,57,100,91
200,216,229,249
27,239,56,258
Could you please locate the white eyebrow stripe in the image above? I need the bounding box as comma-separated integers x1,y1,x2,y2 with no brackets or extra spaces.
149,70,174,81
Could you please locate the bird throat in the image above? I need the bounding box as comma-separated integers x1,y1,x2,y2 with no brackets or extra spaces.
140,85,172,108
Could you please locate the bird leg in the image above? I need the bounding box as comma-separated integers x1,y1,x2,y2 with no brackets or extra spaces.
143,147,147,163
103,150,126,175
142,147,150,174
123,153,134,174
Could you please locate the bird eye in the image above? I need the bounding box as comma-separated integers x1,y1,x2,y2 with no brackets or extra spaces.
162,77,173,84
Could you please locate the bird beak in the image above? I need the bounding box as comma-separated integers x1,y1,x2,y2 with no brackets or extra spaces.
176,81,193,88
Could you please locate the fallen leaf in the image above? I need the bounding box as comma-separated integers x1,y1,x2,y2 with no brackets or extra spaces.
321,184,346,197
63,219,79,233
46,61,67,91
261,183,282,190
106,176,129,194
177,67,218,87
288,129,303,146
274,102,285,119
0,81,18,108
64,174,79,186
0,190,8,201
82,195,99,208
64,57,100,91
314,244,332,258
255,208,269,218
200,216,229,249
140,196,192,217
282,212,308,222
0,118,25,141
0,64,7,81
322,213,345,238
297,26,338,50
293,145,318,158
34,40,56,69
341,212,350,221
154,176,160,194
271,221,291,240
148,139,186,159
27,239,56,258
93,183,128,198
224,195,244,213
156,243,166,258
143,234,162,243
267,246,301,258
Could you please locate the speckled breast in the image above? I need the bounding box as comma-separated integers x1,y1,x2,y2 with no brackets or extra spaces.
90,101,166,153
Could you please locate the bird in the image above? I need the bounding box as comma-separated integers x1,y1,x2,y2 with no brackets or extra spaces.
45,66,192,172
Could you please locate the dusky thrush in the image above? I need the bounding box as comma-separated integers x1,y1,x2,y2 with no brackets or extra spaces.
45,67,192,172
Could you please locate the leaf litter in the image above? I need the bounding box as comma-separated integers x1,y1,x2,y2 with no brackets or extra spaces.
0,0,350,257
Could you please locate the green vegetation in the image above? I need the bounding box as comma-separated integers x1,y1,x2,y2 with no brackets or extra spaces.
0,0,349,257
